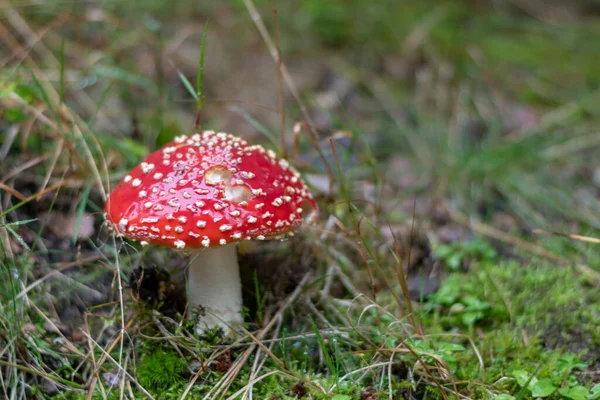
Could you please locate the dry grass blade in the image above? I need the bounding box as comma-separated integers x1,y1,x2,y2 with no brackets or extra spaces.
533,228,600,244
242,0,316,129
40,138,64,194
207,273,319,399
0,360,85,392
226,370,297,400
447,207,600,285
1,8,108,200
273,9,286,158
293,121,336,185
0,183,26,201
447,206,570,263
81,331,155,400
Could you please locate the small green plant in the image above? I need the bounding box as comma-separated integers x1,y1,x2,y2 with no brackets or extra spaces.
434,239,497,271
405,339,466,373
511,366,600,400
426,274,495,327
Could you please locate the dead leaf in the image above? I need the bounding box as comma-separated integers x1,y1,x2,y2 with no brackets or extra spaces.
291,382,307,398
212,349,232,373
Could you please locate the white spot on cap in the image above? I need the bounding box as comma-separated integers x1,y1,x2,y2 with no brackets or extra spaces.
196,221,206,228
201,237,210,247
219,224,232,232
144,202,153,209
279,159,289,169
248,216,257,223
139,190,147,198
153,172,163,180
219,238,227,245
119,218,128,227
174,240,186,249
132,178,142,187
124,175,132,183
178,216,187,224
230,210,241,217
141,163,155,174
140,241,149,246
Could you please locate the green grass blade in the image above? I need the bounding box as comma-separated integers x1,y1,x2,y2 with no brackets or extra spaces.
5,225,31,252
93,65,158,94
59,39,65,103
2,218,38,227
175,67,198,102
228,105,278,147
30,69,57,122
310,317,338,385
196,20,209,111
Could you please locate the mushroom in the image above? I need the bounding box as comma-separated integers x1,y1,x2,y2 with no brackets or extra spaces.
104,131,318,333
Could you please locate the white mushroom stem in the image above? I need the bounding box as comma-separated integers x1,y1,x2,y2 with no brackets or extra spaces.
187,244,243,333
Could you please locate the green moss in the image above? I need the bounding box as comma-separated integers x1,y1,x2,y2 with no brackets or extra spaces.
419,260,600,397
135,348,187,391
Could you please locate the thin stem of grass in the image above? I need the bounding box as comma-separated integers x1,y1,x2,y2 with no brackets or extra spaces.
0,360,85,390
273,9,286,158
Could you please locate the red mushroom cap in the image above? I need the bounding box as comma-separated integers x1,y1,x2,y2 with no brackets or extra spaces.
104,131,318,249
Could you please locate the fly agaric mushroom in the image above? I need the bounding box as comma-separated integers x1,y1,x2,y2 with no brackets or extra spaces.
104,131,317,333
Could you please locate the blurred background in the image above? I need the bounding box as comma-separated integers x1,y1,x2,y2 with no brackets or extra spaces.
2,0,600,398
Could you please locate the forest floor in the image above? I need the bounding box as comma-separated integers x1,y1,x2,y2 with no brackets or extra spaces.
1,1,600,399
